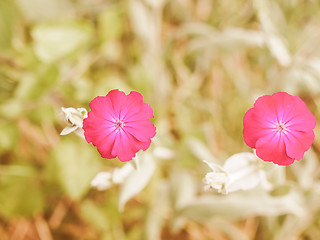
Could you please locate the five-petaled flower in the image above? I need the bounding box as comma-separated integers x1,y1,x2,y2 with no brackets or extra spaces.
243,92,316,166
83,89,156,162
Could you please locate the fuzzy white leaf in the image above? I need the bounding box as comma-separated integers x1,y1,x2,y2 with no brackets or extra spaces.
112,163,134,184
179,190,305,221
60,125,78,135
52,139,101,200
170,170,197,209
223,152,272,192
118,153,156,211
187,138,217,162
254,0,291,66
266,34,291,66
153,146,175,159
145,181,169,240
32,22,92,62
91,172,113,191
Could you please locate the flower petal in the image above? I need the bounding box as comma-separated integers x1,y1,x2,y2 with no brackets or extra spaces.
89,96,116,121
284,130,315,160
125,120,156,142
111,130,151,162
107,89,127,119
255,132,295,165
243,108,274,148
286,98,316,132
119,91,145,120
112,131,135,162
124,102,154,122
253,94,278,123
83,113,114,142
271,92,296,123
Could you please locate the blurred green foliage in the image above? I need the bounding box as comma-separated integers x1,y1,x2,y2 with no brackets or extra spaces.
1,0,320,239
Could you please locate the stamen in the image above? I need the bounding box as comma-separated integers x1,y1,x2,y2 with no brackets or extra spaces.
278,125,284,130
276,122,287,133
115,120,124,130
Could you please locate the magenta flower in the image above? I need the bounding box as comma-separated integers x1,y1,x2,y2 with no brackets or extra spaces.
83,89,156,162
243,92,316,166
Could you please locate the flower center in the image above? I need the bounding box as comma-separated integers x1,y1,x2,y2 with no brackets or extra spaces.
115,120,124,130
276,122,287,133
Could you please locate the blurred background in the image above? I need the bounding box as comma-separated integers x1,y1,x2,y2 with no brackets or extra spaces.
1,0,320,239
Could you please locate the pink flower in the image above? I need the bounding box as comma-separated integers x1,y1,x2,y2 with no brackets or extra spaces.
243,92,316,166
83,90,156,162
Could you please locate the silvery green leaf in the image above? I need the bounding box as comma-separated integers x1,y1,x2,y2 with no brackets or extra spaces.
291,149,318,189
98,9,123,42
73,128,85,139
80,200,109,231
170,170,197,209
118,153,156,211
112,163,134,184
187,29,265,53
179,23,264,50
266,35,291,66
203,159,224,172
0,175,44,219
91,172,113,191
0,123,19,152
129,0,157,46
144,0,165,9
206,218,250,240
202,153,272,194
0,165,36,178
254,0,291,66
305,57,320,77
153,146,175,159
223,152,272,192
60,125,78,135
285,57,320,94
179,190,305,221
187,137,217,162
132,155,140,171
272,214,311,240
145,181,169,240
0,100,23,119
283,68,320,94
32,21,92,62
16,0,72,21
0,0,16,48
51,139,101,200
